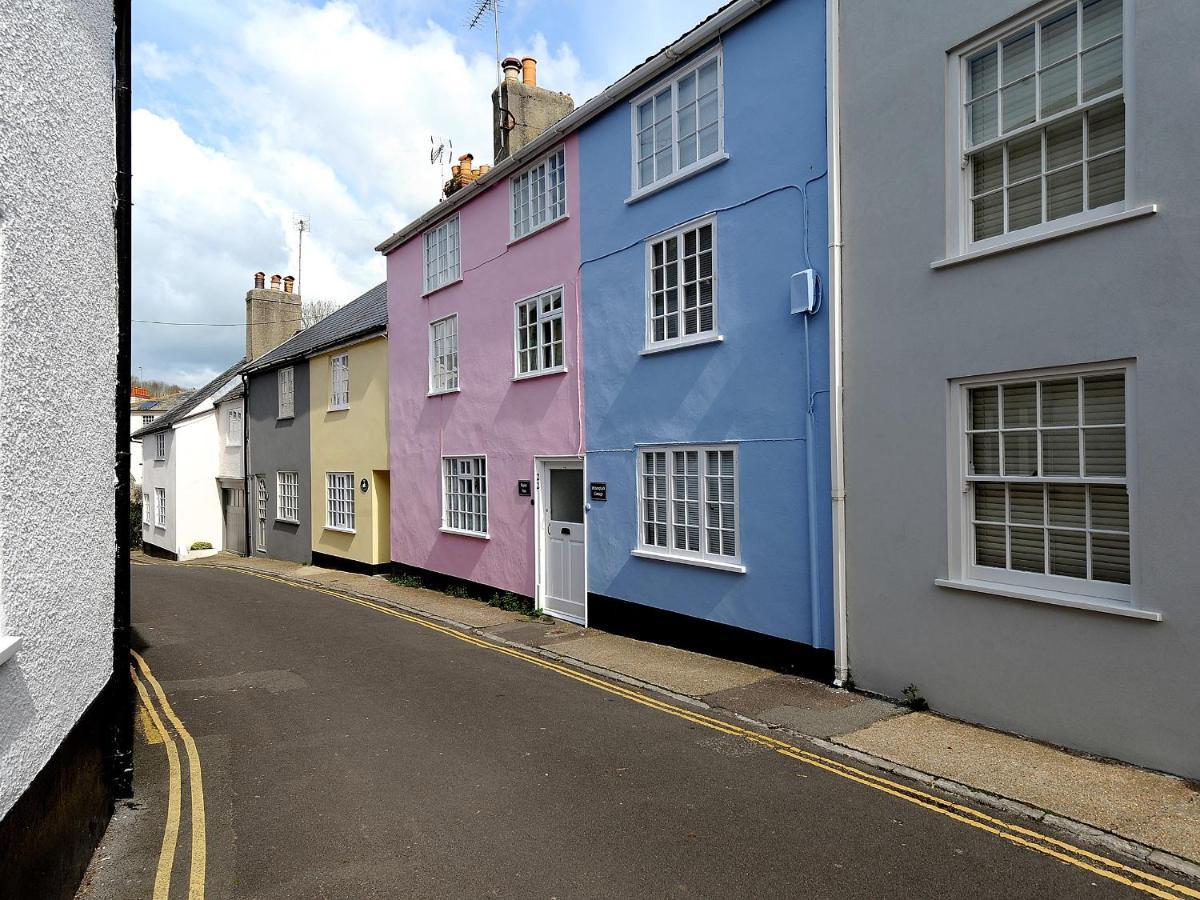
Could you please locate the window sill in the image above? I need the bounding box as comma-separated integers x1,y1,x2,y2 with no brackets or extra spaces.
626,153,730,204
508,214,569,248
934,578,1161,621
276,517,300,525
932,205,1157,270
0,636,21,667
324,526,356,535
513,366,568,382
427,387,461,398
422,277,463,298
439,527,490,540
632,548,746,574
328,405,349,413
640,334,724,356
277,415,294,421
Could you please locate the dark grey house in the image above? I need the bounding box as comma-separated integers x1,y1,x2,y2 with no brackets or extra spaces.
243,282,387,565
834,0,1200,778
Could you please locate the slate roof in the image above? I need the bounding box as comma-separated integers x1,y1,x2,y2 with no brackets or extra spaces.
244,281,387,375
131,356,248,439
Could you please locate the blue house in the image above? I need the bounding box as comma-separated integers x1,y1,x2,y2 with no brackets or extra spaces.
579,0,832,668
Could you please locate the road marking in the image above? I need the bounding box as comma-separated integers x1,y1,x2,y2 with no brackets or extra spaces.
180,562,1198,899
132,665,181,900
134,650,208,900
137,698,164,745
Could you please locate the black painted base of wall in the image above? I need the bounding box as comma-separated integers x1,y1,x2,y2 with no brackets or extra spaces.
141,539,177,561
388,560,534,606
312,551,390,577
0,677,120,900
587,593,834,682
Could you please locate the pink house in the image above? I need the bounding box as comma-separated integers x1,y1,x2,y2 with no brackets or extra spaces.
377,80,586,622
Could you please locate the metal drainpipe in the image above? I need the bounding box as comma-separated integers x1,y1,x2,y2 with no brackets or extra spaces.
242,372,251,557
111,0,134,798
827,0,850,686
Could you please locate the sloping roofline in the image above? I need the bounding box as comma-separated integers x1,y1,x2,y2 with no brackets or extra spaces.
374,0,771,255
131,356,247,438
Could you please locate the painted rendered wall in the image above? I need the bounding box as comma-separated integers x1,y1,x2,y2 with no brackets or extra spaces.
310,336,390,566
387,136,583,596
216,397,244,479
247,366,312,564
839,0,1200,777
130,414,144,486
580,0,832,646
140,427,177,555
0,0,117,819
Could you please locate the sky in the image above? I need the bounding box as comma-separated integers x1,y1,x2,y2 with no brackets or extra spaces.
132,0,729,386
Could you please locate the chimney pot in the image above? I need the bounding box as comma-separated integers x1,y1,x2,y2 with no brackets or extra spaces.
283,275,295,294
254,271,266,289
502,57,521,81
270,274,282,290
478,164,491,176
521,56,536,86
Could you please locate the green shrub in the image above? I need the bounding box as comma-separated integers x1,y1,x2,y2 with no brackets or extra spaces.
189,540,213,551
901,684,929,711
129,496,143,549
387,573,423,588
487,591,536,616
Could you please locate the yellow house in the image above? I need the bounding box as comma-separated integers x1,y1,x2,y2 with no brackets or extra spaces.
308,292,390,572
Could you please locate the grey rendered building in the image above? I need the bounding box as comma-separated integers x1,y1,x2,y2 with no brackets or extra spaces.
244,282,387,564
834,0,1200,778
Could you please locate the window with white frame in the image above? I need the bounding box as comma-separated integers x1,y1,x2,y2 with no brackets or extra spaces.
429,315,459,394
442,456,487,535
633,50,723,193
142,492,149,526
514,288,565,377
647,219,716,348
326,472,355,531
277,471,299,522
955,364,1131,600
638,445,739,565
154,487,167,528
256,477,268,551
329,354,349,409
423,216,460,293
278,366,295,419
142,414,155,425
961,0,1125,244
226,408,242,446
511,147,566,240
155,432,166,460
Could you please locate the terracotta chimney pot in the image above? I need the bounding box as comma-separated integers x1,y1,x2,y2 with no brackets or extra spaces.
502,57,521,81
521,56,536,86
254,271,266,289
270,274,282,290
478,164,491,176
283,275,295,294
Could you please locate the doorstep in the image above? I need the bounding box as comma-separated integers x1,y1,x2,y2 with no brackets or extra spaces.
156,551,1200,877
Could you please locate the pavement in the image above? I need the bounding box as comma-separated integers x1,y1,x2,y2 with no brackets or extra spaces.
78,555,1200,898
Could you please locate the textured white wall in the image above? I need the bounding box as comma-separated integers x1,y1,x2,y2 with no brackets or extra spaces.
0,0,117,818
216,397,245,480
141,429,177,555
130,415,145,486
174,413,226,556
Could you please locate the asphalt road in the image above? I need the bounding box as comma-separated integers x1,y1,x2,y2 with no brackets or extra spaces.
86,563,1194,899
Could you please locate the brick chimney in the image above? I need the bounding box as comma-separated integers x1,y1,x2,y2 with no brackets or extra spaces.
492,55,574,163
245,270,302,360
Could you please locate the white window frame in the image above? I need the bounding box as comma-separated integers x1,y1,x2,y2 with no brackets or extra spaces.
634,444,744,573
141,414,155,425
510,145,568,242
947,0,1135,258
644,216,719,352
325,472,355,532
155,431,166,460
276,471,299,523
154,487,167,528
225,407,242,446
428,314,460,396
629,48,726,200
513,286,567,379
278,366,295,419
946,360,1136,607
141,492,150,526
329,353,350,410
255,477,268,552
441,455,488,538
423,215,461,294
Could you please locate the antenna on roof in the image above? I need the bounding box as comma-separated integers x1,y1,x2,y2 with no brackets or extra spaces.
467,0,503,126
431,135,454,194
292,213,311,295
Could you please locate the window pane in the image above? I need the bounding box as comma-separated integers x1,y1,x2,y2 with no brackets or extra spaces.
972,433,1000,475
1007,133,1042,183
1049,529,1088,578
1010,527,1045,573
1087,151,1124,208
973,192,1004,240
1040,58,1078,117
1046,117,1083,169
1001,28,1036,82
1082,0,1122,48
677,71,696,106
637,100,653,130
969,48,998,99
970,386,999,429
550,468,584,524
1087,101,1124,155
698,124,719,158
1040,7,1078,65
1002,383,1036,427
1008,178,1042,231
1041,379,1078,424
1004,432,1038,476
1047,166,1084,220
1010,484,1044,524
1081,40,1122,99
974,483,1006,522
975,524,1007,568
1091,533,1130,583
1084,427,1125,476
1090,485,1129,530
972,146,1003,195
1001,77,1036,132
1083,373,1124,423
1048,485,1086,527
1042,430,1080,475
968,96,998,146
698,60,718,95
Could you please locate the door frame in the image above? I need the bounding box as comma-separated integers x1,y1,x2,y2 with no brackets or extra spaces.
533,455,587,626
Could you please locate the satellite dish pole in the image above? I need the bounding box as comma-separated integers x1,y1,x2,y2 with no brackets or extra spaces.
468,0,503,113
292,213,311,295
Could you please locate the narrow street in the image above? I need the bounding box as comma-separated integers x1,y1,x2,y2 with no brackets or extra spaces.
82,562,1197,899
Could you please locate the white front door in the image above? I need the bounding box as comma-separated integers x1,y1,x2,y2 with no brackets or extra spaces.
540,461,585,624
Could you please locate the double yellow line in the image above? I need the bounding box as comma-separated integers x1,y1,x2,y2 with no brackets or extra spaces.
186,563,1198,899
131,649,207,900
